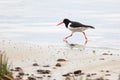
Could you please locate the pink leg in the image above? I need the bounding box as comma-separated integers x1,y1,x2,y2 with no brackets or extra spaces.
64,33,73,41
82,32,88,43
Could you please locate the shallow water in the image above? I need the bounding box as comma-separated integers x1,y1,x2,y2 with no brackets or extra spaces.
0,0,120,49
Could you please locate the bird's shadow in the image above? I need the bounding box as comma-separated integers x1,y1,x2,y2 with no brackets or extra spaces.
63,40,88,49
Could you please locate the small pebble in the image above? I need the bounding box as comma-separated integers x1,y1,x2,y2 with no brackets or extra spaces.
56,63,62,67
33,63,39,66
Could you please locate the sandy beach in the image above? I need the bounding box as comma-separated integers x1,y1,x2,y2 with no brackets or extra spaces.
0,0,120,80
0,40,120,80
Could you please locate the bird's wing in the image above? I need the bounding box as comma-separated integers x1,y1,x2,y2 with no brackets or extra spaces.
70,21,84,27
70,21,95,29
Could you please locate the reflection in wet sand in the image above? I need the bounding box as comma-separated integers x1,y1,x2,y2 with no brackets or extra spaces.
64,40,87,49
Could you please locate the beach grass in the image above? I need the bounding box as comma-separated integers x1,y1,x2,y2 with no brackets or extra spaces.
0,53,14,80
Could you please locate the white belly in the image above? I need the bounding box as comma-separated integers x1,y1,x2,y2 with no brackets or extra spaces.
68,26,88,32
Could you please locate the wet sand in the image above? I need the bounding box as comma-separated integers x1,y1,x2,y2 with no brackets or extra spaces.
0,40,120,80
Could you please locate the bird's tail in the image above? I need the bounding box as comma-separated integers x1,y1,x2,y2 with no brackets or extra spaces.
87,25,95,29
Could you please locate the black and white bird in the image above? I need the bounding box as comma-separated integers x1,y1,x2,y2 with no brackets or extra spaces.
57,18,95,42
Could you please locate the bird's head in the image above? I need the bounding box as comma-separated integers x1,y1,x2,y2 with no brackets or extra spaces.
57,18,70,28
63,18,70,23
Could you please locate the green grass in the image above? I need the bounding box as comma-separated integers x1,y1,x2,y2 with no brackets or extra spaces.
0,53,13,80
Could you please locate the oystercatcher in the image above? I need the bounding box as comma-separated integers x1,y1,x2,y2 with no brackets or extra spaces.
57,18,95,42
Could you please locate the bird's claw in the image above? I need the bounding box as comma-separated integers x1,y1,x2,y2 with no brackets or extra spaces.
63,38,67,42
84,39,88,45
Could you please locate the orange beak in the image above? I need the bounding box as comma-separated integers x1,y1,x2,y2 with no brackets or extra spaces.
57,22,64,26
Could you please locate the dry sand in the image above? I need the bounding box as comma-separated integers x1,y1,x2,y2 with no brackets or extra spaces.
0,40,120,80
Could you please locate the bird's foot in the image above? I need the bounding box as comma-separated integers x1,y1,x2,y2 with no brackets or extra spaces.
63,38,68,42
84,39,88,45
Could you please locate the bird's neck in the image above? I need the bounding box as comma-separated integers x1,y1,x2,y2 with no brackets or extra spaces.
65,22,70,28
